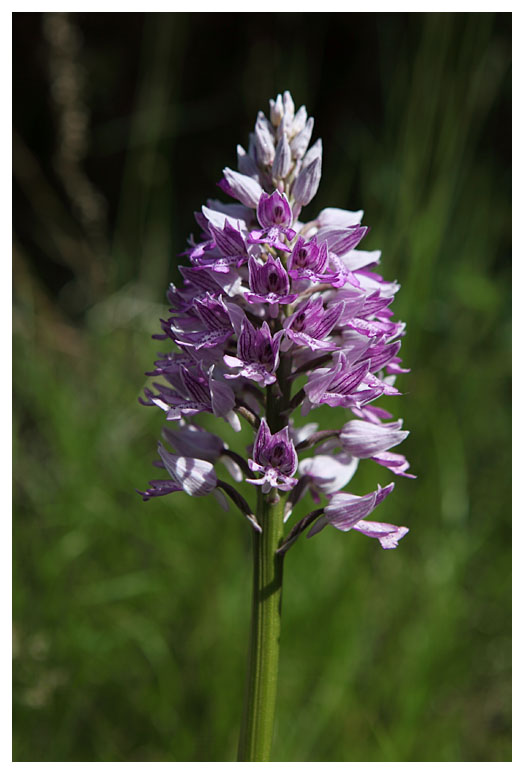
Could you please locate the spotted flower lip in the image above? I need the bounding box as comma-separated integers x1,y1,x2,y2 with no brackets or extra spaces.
247,419,298,493
140,90,412,553
245,255,297,306
248,191,296,251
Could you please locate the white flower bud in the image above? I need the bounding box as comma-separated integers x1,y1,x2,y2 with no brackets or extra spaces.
290,117,314,160
303,138,323,166
269,94,284,126
272,134,292,179
254,111,275,166
292,156,322,206
291,105,307,136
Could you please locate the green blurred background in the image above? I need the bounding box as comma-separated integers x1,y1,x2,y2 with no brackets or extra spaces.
13,12,511,762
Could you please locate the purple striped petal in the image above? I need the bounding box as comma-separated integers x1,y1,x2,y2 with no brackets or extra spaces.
321,482,395,531
157,444,217,496
340,419,409,458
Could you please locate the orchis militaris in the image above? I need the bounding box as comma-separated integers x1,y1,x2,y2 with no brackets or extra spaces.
139,91,413,762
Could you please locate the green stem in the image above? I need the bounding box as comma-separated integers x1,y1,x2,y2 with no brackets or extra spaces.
237,488,285,761
237,359,290,762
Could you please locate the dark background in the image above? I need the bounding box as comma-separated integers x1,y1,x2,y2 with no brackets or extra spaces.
13,12,511,762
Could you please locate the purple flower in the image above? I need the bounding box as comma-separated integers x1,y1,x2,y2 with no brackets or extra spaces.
304,351,375,411
248,191,296,251
189,216,249,274
283,297,344,351
224,316,282,386
287,236,339,284
171,266,242,311
307,484,409,550
321,482,395,528
247,419,298,493
245,255,297,307
167,295,233,350
141,361,240,431
202,222,249,273
154,443,217,497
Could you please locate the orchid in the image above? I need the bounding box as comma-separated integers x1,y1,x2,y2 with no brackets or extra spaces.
247,418,298,493
248,191,296,251
139,91,413,762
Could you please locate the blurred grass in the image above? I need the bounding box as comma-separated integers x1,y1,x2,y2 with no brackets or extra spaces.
13,12,510,761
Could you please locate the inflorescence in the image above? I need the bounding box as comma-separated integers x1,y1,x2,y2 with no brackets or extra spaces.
139,91,413,552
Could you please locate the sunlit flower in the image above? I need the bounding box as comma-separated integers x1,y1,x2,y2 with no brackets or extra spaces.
140,90,411,550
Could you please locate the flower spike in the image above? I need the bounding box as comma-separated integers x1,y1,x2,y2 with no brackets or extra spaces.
139,91,414,764
140,92,413,544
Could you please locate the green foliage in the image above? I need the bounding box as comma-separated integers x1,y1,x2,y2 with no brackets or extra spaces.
13,12,510,761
